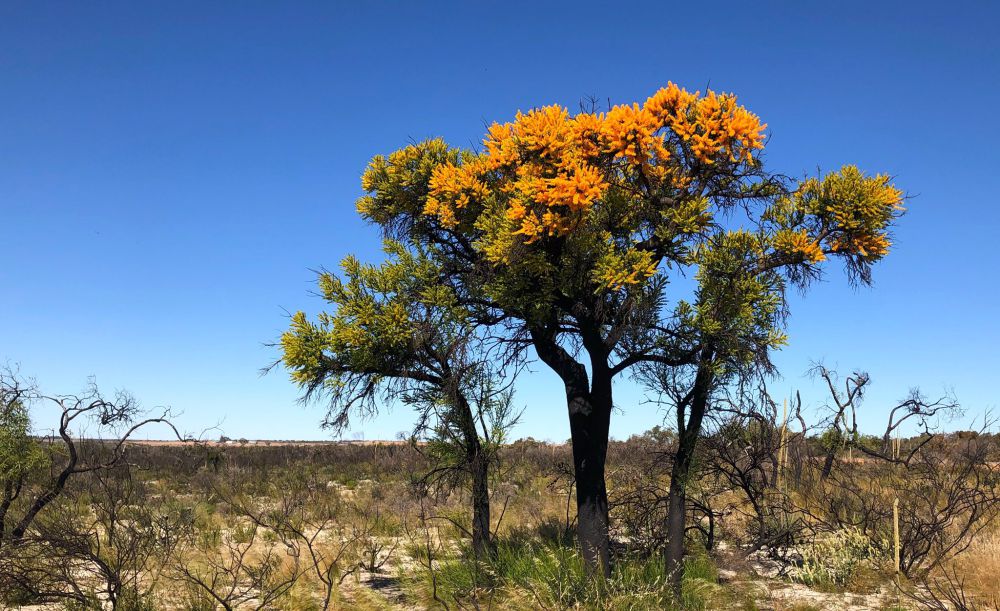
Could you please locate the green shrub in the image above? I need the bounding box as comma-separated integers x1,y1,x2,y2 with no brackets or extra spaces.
63,588,158,611
1,582,37,607
179,584,219,611
791,527,882,587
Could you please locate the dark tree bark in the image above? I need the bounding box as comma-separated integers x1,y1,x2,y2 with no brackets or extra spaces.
531,324,614,577
469,449,492,556
0,478,24,540
568,377,613,576
451,392,493,556
665,352,714,594
821,436,838,480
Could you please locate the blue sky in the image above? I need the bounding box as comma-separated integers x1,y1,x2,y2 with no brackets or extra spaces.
2,1,998,441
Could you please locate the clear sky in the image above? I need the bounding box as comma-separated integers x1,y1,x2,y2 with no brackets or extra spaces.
3,1,998,441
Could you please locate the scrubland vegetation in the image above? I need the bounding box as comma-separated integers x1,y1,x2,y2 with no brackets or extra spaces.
2,370,999,610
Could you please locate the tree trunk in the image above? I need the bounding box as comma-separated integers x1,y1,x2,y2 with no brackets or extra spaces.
567,375,613,577
821,447,836,479
470,448,492,556
665,353,714,595
456,395,492,556
666,472,687,583
529,325,613,577
0,478,23,542
821,429,840,480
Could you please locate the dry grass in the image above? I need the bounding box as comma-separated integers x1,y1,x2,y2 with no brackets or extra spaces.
948,526,1000,605
6,438,999,610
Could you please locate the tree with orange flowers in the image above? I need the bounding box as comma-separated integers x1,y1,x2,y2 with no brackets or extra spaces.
281,82,903,583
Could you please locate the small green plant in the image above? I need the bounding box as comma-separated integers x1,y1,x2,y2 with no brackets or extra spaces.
792,527,882,587
62,588,158,611
1,582,38,607
115,588,160,611
179,585,218,611
62,598,101,611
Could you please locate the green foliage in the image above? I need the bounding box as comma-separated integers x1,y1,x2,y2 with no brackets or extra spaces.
279,232,514,464
178,586,219,611
818,427,844,451
61,588,156,611
0,388,46,485
681,229,788,375
281,241,465,409
357,139,464,229
421,531,727,610
62,594,103,611
791,527,883,588
0,582,36,607
422,373,520,475
631,424,677,446
115,588,160,611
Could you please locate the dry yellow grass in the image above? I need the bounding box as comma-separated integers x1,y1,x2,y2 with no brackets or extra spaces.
949,527,1000,605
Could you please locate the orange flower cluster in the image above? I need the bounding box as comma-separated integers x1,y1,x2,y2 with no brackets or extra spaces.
424,163,490,227
774,229,826,263
505,105,576,163
506,163,608,240
423,83,767,240
426,104,614,237
646,85,766,164
829,234,891,259
602,103,669,167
